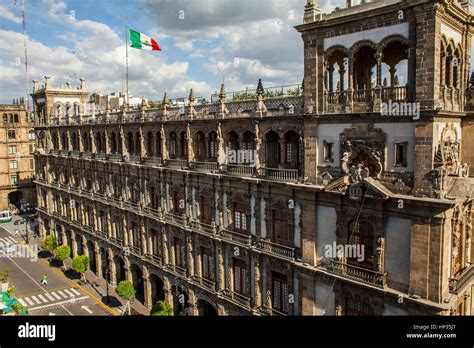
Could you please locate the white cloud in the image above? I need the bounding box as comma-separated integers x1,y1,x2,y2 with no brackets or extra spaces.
0,4,22,24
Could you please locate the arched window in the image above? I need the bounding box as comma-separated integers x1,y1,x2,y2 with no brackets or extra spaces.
147,131,154,157
265,131,280,168
127,132,134,155
348,220,374,268
155,131,162,157
134,131,141,156
110,132,117,153
28,130,36,140
13,114,19,123
169,132,177,159
227,131,239,151
272,209,290,246
284,131,299,167
209,131,218,159
2,114,7,123
195,131,206,160
180,131,187,158
96,132,102,153
242,131,255,150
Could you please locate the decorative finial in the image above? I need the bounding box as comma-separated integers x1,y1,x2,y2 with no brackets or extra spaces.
256,79,264,96
304,0,321,23
189,88,195,103
163,92,169,105
219,83,226,101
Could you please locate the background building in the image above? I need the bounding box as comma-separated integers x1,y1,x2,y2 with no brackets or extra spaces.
33,0,473,316
0,98,36,210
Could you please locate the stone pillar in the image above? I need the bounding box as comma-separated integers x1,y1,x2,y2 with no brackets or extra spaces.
124,258,132,283
162,227,169,264
71,232,77,258
139,126,145,158
339,65,345,91
141,222,147,255
104,128,110,155
144,277,152,308
328,65,334,92
95,244,102,279
108,251,117,286
375,53,383,87
187,236,194,277
187,289,198,316
90,127,96,153
217,245,225,291
253,257,261,307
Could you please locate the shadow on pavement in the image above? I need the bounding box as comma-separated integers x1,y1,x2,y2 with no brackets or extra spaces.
64,269,81,280
101,295,121,307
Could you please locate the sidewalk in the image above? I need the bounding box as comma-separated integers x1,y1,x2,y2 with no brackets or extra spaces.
62,259,149,316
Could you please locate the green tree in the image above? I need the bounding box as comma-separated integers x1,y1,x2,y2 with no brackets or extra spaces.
116,280,135,316
150,300,173,316
12,302,24,314
41,235,57,255
56,245,71,270
71,255,90,282
0,268,9,283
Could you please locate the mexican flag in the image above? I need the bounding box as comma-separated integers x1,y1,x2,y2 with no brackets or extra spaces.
129,29,161,51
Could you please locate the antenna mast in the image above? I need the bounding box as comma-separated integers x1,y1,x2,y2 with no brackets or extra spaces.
21,0,30,113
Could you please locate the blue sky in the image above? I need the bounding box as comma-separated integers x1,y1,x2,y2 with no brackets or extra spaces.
0,0,472,104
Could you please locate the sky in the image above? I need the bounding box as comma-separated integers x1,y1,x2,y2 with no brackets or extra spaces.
0,0,471,105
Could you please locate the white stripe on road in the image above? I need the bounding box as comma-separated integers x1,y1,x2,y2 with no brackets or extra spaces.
64,289,74,297
51,292,61,300
24,297,35,305
27,296,89,312
18,298,27,307
57,290,67,299
31,295,42,304
70,288,81,295
45,293,55,301
3,255,73,316
38,294,48,303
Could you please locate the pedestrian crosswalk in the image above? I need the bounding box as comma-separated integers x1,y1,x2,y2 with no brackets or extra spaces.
18,287,83,308
0,235,17,246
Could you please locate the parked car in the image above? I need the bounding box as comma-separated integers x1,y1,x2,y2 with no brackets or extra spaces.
13,219,25,225
0,243,16,253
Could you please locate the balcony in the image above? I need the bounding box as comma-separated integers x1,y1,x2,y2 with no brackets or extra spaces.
220,229,252,247
221,164,256,177
164,159,188,169
108,154,122,162
192,275,216,291
326,85,408,113
327,259,387,289
258,167,299,182
189,220,217,237
167,264,187,278
144,254,163,267
143,156,163,167
257,239,295,260
192,161,219,173
220,289,251,308
95,152,107,161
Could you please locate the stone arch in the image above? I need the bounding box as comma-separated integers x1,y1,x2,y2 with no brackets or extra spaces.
378,34,409,53
196,297,218,316
350,39,378,57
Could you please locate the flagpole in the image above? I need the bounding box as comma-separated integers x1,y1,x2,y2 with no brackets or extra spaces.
125,25,129,105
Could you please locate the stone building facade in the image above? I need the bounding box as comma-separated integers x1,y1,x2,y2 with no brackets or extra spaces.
33,0,473,316
0,99,36,210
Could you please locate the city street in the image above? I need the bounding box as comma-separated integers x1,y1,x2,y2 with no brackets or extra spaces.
0,216,115,316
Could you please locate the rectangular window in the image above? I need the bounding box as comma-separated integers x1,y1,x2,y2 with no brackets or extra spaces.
10,175,18,185
9,160,17,169
273,212,289,246
200,197,212,224
7,130,16,139
29,144,34,154
323,141,333,162
201,248,215,281
28,131,36,140
394,142,408,167
29,159,34,170
233,260,248,296
234,210,247,233
272,273,289,313
174,238,185,268
8,145,17,154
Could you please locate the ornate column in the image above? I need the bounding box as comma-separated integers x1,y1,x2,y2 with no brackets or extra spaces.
95,244,102,279
141,221,148,255
108,251,117,286
187,236,194,277
119,126,126,156
376,235,385,273
104,127,110,155
139,126,145,158
253,256,261,307
77,128,83,152
160,125,167,161
162,227,169,264
144,277,152,308
90,127,96,153
217,246,225,290
375,53,383,87
218,84,226,118
71,232,77,258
